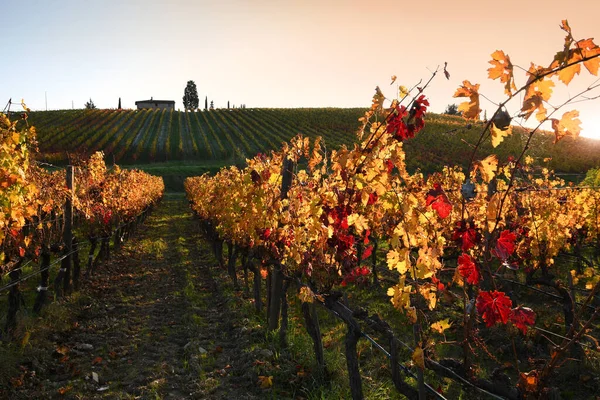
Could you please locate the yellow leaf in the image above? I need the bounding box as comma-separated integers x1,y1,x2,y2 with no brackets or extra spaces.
453,80,480,119
258,375,273,389
487,193,501,231
21,331,30,348
347,213,369,235
412,346,425,369
298,286,314,303
477,155,498,182
387,249,408,274
551,110,581,142
431,319,452,334
490,123,512,148
419,285,437,310
387,277,412,311
399,86,408,99
406,306,417,323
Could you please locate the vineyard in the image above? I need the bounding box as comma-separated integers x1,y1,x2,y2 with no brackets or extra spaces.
183,22,600,400
20,107,600,180
2,19,600,400
0,110,164,338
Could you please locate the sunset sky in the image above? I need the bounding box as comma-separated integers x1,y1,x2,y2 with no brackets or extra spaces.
3,0,600,138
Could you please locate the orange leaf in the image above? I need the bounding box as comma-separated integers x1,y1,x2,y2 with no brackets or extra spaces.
92,356,103,365
551,110,581,142
521,64,554,121
550,49,582,85
488,50,516,95
57,385,72,395
453,80,480,119
518,371,538,393
577,38,600,75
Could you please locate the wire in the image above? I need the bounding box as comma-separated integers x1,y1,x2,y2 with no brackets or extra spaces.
0,249,79,293
1,259,34,278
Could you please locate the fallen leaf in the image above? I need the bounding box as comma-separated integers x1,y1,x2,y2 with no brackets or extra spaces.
92,356,103,365
57,385,72,395
258,375,273,388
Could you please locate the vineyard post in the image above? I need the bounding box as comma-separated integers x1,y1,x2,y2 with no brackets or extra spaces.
279,279,291,347
86,238,98,277
72,238,81,291
4,260,24,337
413,322,425,400
301,300,326,378
60,165,74,296
252,262,262,312
33,251,51,313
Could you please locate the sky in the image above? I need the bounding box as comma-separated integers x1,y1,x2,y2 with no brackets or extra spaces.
2,0,600,139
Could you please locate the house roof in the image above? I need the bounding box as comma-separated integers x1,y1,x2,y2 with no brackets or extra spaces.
135,99,175,104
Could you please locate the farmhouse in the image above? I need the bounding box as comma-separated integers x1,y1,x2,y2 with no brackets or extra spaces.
135,97,175,110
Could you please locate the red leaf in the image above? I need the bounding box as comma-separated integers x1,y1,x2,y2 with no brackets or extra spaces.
493,230,517,260
19,247,26,257
476,290,513,327
458,253,481,285
368,192,378,205
385,160,394,174
432,275,445,291
452,221,478,251
510,306,536,334
432,200,452,219
362,246,373,260
426,184,453,219
363,229,370,245
340,217,349,230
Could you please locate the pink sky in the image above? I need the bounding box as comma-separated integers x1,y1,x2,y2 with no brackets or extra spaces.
3,0,599,138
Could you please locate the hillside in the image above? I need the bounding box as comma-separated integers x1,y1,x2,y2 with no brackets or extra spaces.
20,108,600,181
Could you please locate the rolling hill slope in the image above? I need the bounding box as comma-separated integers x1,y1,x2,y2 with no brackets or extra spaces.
20,108,600,184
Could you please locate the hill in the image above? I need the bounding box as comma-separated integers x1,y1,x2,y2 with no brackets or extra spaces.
19,108,600,188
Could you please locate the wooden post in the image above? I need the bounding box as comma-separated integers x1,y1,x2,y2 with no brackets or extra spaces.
4,261,23,336
413,323,426,400
253,264,262,313
62,165,74,295
33,251,51,313
279,279,290,347
268,264,283,331
302,301,326,377
345,321,363,400
86,237,98,277
72,238,81,290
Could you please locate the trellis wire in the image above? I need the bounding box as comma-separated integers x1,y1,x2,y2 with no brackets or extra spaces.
0,248,79,293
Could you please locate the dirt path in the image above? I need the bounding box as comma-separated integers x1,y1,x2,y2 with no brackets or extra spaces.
5,194,266,399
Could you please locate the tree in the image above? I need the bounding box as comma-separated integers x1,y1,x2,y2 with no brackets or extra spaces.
227,100,230,109
444,103,460,116
204,96,208,110
209,100,214,110
118,97,121,110
85,98,96,109
183,80,199,110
